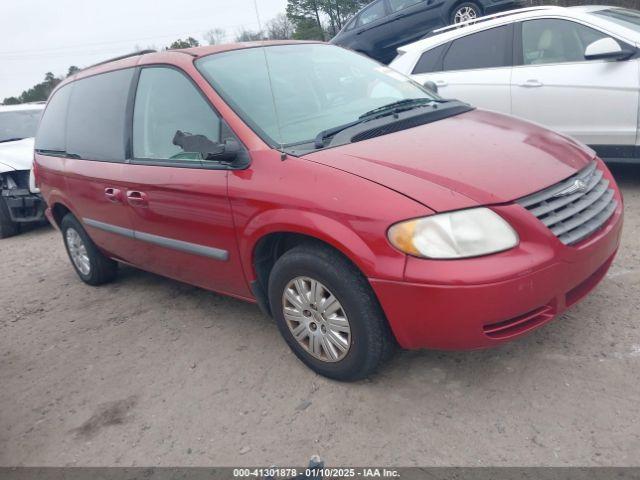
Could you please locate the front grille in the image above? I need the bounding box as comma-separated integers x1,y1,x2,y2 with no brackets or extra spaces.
517,161,617,245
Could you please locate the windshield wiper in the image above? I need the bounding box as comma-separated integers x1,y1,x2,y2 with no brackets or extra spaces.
315,119,370,149
358,98,440,120
314,98,440,149
0,137,25,143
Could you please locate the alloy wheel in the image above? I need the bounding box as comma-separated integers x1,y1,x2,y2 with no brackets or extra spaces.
66,227,91,276
282,276,351,363
454,6,478,24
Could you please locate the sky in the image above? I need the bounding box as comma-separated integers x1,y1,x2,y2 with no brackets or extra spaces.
0,0,288,100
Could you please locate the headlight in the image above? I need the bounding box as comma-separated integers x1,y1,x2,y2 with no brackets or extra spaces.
388,208,519,259
1,173,18,190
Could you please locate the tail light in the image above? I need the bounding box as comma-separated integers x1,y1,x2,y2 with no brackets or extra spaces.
31,154,41,193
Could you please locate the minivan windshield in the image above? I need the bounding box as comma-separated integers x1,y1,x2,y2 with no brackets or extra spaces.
196,44,438,149
592,8,640,33
0,109,42,143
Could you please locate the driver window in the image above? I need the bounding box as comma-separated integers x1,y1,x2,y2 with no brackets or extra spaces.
356,0,387,27
389,0,422,13
133,67,221,161
522,19,608,66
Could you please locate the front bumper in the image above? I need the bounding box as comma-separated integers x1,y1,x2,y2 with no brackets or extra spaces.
370,170,624,350
1,188,46,223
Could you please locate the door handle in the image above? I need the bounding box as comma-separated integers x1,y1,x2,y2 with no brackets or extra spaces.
126,190,148,207
520,79,544,88
104,187,123,203
435,80,448,87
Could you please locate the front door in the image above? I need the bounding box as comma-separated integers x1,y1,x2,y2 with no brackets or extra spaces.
354,0,397,62
124,66,250,298
511,18,639,148
387,0,443,47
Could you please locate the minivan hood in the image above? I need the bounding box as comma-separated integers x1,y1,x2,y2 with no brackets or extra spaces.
305,110,595,212
0,137,35,172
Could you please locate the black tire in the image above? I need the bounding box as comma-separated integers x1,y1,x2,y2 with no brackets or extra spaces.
268,243,395,381
0,197,19,239
450,2,482,24
60,213,118,286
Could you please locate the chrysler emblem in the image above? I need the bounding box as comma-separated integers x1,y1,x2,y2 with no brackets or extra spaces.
554,179,588,197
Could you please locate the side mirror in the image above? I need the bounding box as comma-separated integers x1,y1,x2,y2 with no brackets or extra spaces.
422,80,438,94
585,37,633,61
173,131,239,162
209,139,240,162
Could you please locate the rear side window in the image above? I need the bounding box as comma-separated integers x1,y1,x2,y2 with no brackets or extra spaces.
443,25,512,71
357,0,387,27
133,67,221,161
35,85,73,153
412,43,449,74
66,69,134,161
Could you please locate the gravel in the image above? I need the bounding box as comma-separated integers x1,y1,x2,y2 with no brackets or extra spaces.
1,164,638,467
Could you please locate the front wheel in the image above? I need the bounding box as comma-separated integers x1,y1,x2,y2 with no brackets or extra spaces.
450,2,481,24
268,243,395,381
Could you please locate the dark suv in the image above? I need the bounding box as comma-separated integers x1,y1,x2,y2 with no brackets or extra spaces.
331,0,525,64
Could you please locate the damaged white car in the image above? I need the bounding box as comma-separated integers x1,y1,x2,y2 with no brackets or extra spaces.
0,103,46,238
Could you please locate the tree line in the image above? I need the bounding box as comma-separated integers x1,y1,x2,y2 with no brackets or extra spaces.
3,0,639,104
3,0,372,105
3,66,79,105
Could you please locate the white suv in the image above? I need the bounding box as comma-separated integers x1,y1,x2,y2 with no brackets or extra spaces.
390,6,640,163
0,103,46,237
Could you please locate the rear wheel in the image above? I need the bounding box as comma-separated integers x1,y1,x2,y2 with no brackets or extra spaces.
60,214,118,285
450,2,481,24
0,198,19,239
268,243,395,381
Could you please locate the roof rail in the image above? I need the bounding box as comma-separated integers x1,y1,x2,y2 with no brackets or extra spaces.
83,49,157,71
432,6,558,34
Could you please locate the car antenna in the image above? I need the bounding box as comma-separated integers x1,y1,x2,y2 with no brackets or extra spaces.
258,44,287,160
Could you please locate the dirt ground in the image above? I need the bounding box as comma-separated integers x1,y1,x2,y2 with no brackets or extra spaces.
1,164,639,467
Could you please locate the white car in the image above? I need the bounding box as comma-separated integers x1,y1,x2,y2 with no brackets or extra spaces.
0,103,46,238
390,5,640,163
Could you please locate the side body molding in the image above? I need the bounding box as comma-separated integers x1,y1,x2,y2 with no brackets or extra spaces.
83,218,229,261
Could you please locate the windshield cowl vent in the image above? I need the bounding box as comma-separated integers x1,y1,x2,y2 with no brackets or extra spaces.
350,105,473,143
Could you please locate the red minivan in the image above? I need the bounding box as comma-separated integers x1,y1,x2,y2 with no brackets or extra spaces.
35,42,623,380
